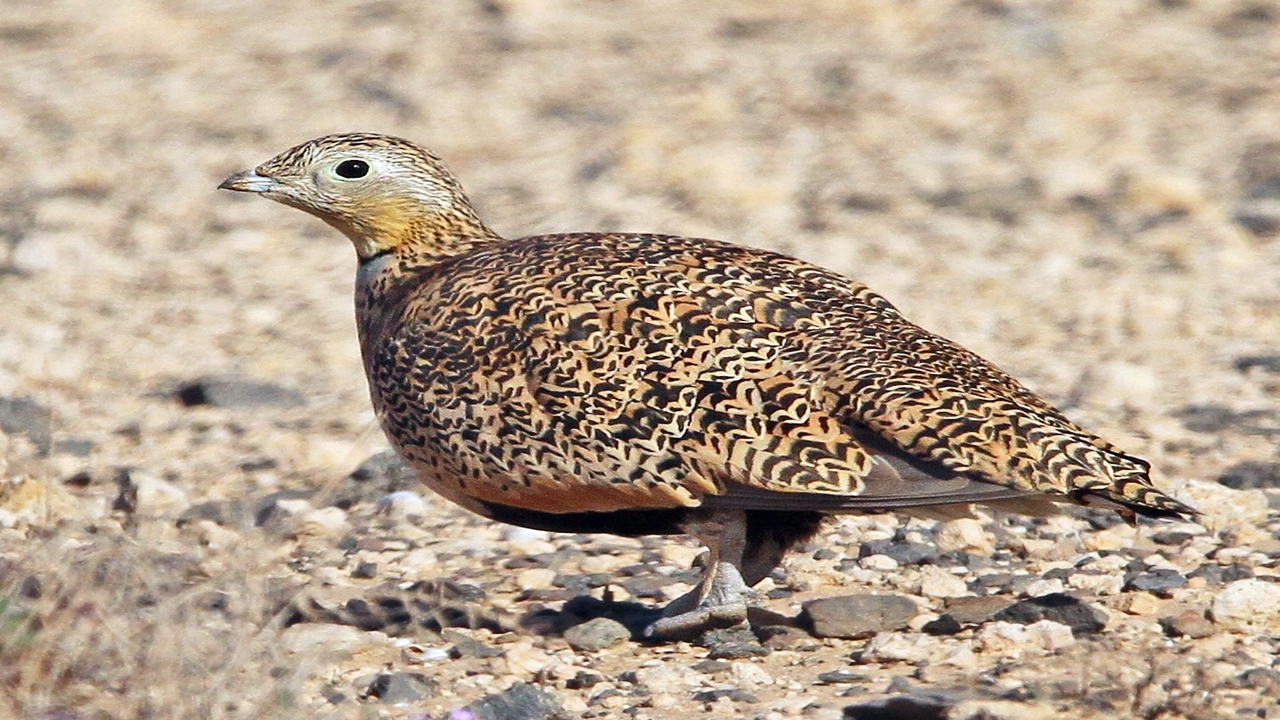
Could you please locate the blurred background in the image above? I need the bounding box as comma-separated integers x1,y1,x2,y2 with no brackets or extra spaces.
2,0,1279,717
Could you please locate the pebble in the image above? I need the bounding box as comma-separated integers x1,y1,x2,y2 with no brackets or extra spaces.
357,672,438,703
0,396,52,454
563,617,630,652
859,540,937,566
375,490,428,519
993,593,1107,634
1021,578,1065,597
1123,569,1186,598
858,632,934,664
844,693,954,720
920,614,963,636
944,596,1014,624
934,518,994,555
974,620,1075,655
296,506,349,537
1160,610,1215,639
860,554,899,571
1115,592,1161,616
117,468,191,517
800,594,919,639
174,375,305,409
729,661,773,690
918,566,968,598
516,568,557,591
464,682,560,720
1210,579,1280,632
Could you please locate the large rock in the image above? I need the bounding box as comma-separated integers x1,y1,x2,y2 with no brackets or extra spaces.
800,594,919,639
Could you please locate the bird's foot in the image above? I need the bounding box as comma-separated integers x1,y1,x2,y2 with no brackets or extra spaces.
643,561,756,641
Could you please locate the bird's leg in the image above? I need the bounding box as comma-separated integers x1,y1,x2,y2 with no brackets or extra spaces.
644,510,756,641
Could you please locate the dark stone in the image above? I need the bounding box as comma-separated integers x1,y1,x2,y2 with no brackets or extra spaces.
993,593,1107,634
812,548,838,561
920,614,963,635
943,596,1013,624
175,375,305,409
702,625,769,659
564,670,604,690
969,573,1014,593
817,669,869,684
0,396,52,454
465,682,559,720
563,617,629,652
1160,610,1214,639
691,659,731,674
1124,569,1186,598
351,562,377,579
693,689,759,704
1234,206,1280,237
800,594,918,639
356,672,437,703
1192,563,1256,586
1176,404,1272,433
1217,460,1280,489
844,693,954,720
1234,355,1280,373
859,540,938,566
448,636,504,658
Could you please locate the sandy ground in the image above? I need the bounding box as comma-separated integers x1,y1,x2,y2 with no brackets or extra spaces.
3,1,1280,718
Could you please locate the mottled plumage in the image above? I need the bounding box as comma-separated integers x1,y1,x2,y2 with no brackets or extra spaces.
221,133,1192,639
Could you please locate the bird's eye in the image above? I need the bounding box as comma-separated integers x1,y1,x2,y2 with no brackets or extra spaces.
334,159,370,179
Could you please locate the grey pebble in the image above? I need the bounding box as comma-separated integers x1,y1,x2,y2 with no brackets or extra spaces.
858,540,937,565
693,688,759,704
1216,460,1280,489
465,682,559,720
843,693,952,720
0,396,52,454
1124,569,1186,597
356,672,437,703
563,617,630,652
944,596,1014,624
800,594,918,639
993,593,1107,634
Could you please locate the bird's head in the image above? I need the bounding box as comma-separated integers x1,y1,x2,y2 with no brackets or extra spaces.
219,133,498,263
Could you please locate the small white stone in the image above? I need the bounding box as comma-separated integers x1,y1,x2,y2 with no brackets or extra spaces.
918,566,968,598
375,490,427,518
296,506,349,536
1067,573,1124,596
1027,620,1075,652
730,661,773,689
860,554,899,571
515,567,557,591
1021,578,1065,597
1211,579,1280,633
935,518,994,555
130,470,191,517
860,632,934,663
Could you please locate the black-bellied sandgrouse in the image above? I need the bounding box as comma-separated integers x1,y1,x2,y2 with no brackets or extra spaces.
220,133,1193,640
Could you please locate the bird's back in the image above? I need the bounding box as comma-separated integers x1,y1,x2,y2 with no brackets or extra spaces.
356,232,1187,521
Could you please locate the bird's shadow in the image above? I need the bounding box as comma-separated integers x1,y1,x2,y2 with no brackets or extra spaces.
518,592,664,641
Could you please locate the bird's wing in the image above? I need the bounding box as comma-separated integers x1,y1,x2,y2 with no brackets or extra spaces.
493,241,1054,514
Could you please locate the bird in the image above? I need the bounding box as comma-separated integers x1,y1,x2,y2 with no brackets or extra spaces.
220,133,1194,641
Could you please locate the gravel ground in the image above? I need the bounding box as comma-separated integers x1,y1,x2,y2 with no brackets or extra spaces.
3,1,1280,719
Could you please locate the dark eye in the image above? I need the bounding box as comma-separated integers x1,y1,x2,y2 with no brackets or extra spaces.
334,159,370,179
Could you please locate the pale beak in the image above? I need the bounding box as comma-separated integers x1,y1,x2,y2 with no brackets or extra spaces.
218,170,278,193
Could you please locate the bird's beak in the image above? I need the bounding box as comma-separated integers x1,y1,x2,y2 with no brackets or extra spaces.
218,169,278,193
